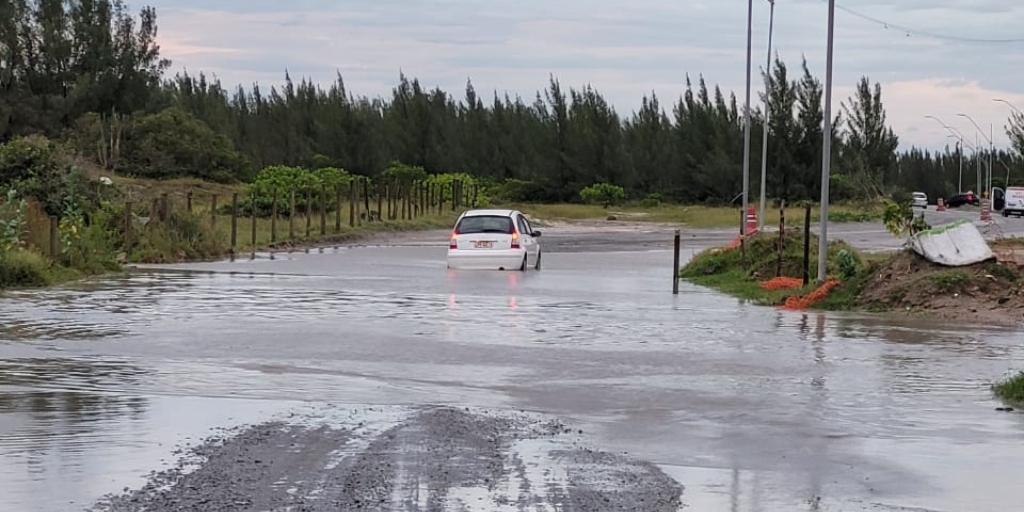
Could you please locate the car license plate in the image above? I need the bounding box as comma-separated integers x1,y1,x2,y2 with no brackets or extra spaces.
473,241,493,249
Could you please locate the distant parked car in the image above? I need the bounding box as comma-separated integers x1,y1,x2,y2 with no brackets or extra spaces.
946,191,980,208
446,209,542,271
911,191,928,209
1003,187,1024,218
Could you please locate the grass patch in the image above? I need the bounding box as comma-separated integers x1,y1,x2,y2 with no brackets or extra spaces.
518,202,882,228
992,372,1024,404
926,270,971,293
679,228,868,309
0,248,84,289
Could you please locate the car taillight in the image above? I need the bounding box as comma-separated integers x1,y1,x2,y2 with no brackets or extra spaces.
449,232,458,249
510,231,520,249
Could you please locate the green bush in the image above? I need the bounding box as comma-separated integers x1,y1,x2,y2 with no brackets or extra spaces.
640,193,663,208
580,183,626,208
226,165,358,217
0,249,55,288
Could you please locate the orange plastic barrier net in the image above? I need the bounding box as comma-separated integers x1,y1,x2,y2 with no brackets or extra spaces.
783,278,841,310
759,276,804,291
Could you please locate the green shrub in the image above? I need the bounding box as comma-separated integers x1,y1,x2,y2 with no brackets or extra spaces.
640,193,663,208
580,183,626,208
0,249,55,288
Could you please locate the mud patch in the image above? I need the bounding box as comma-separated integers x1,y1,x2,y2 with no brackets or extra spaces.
90,406,682,512
857,250,1024,325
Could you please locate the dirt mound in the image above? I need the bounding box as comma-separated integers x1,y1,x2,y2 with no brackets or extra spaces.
857,250,1024,325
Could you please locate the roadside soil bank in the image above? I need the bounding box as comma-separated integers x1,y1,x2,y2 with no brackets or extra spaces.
89,406,682,512
857,249,1024,325
681,230,1024,325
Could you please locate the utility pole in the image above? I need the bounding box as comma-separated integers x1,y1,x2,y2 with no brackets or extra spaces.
817,0,836,284
758,0,775,231
741,0,754,238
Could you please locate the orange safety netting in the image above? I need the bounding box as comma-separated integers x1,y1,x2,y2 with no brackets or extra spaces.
782,278,841,310
759,276,804,290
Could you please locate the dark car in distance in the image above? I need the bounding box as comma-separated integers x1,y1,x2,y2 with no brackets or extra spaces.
945,192,980,208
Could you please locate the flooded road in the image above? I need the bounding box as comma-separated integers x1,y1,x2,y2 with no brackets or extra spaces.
2,220,1024,511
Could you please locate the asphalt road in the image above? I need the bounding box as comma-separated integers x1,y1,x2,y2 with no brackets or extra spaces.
0,210,1022,512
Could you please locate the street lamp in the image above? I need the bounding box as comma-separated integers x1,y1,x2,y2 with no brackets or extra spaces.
758,0,775,231
957,113,993,197
994,98,1023,115
928,115,965,192
817,0,836,284
741,0,754,238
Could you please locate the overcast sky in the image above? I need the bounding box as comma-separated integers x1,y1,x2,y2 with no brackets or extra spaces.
138,0,1024,153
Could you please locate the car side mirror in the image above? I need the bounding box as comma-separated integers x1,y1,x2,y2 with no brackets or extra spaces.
532,230,542,237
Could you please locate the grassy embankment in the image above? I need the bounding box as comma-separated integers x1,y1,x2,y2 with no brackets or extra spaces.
678,228,881,311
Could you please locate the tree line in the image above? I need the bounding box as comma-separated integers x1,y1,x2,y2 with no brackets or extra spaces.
2,0,1022,205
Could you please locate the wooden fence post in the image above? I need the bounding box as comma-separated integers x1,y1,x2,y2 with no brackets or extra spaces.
289,189,296,240
49,216,58,262
335,183,343,232
124,200,133,253
803,204,812,286
376,182,383,222
251,190,257,260
304,189,312,237
159,193,169,222
362,178,370,223
349,181,356,227
230,192,238,257
211,194,218,229
776,200,786,278
319,185,327,235
186,191,193,214
270,188,278,243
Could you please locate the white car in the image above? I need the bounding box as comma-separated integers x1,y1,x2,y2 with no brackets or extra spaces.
446,209,542,271
912,191,928,209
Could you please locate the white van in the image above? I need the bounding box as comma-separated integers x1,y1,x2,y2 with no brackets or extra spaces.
1003,187,1024,218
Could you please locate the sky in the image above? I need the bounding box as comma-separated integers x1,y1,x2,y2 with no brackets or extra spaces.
134,0,1024,153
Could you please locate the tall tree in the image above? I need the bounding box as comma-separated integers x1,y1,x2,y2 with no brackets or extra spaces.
841,76,898,199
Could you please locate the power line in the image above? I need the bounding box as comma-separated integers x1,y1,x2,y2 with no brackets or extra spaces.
823,1,1024,44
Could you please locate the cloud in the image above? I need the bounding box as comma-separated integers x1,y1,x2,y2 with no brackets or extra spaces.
137,0,1024,151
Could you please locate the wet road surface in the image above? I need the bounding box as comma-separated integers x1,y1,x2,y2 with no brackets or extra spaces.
2,215,1024,511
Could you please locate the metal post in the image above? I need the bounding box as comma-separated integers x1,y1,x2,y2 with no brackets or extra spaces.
758,0,775,231
741,0,754,239
672,229,681,295
817,0,836,284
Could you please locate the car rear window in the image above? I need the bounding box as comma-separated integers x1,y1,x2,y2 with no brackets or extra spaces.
456,215,514,234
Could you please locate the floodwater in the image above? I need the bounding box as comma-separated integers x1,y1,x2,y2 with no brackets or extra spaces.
1,222,1023,511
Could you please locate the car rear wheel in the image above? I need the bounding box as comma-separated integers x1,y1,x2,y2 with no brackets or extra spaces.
519,255,528,271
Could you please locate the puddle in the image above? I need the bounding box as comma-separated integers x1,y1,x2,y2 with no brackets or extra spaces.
0,242,1022,511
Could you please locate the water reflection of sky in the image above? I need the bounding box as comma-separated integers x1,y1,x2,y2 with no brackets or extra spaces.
1,245,1023,511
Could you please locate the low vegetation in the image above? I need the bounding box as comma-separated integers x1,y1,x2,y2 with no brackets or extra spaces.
681,208,1024,322
992,372,1024,404
679,228,874,310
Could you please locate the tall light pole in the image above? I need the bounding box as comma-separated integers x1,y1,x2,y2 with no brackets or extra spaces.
741,0,754,238
758,0,775,230
927,115,968,192
957,113,993,196
817,0,835,284
994,98,1023,115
